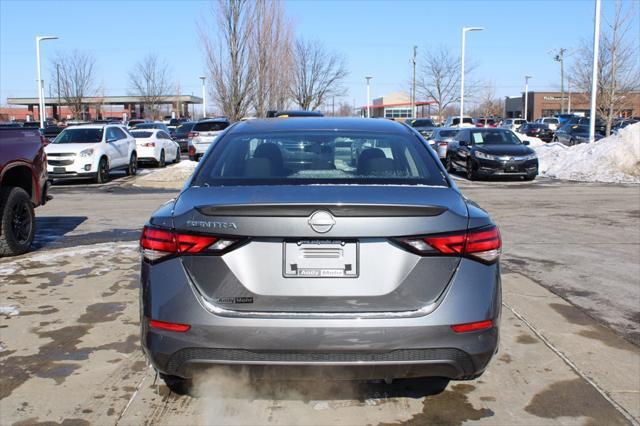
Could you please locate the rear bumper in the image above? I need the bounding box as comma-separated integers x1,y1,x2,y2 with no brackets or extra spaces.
141,258,501,380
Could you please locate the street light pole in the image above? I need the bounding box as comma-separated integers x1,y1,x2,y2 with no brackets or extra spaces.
589,0,601,143
524,75,532,121
411,46,417,118
36,35,58,128
199,76,206,119
554,48,566,114
56,63,61,120
365,76,373,118
460,27,483,127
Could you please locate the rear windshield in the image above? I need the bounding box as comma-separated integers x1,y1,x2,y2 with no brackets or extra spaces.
543,118,559,123
135,123,161,129
193,121,230,132
193,131,447,187
131,131,153,138
411,119,435,127
470,130,522,145
53,128,103,144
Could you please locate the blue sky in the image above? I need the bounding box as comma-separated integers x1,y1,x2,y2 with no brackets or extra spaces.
1,0,637,112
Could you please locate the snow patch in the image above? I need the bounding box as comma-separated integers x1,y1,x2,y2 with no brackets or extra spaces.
514,131,546,147
0,306,20,316
534,123,640,183
134,160,198,187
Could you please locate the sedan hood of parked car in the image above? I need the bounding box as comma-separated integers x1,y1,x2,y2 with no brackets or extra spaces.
45,143,96,153
473,144,533,156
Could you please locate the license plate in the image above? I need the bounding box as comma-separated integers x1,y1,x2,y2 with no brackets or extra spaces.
283,240,358,278
53,167,66,173
506,165,517,172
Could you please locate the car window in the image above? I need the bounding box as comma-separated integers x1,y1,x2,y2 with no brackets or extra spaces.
193,130,448,187
411,119,435,127
131,131,153,138
193,121,230,132
113,127,127,139
176,123,194,134
439,130,458,138
470,130,522,145
53,128,103,144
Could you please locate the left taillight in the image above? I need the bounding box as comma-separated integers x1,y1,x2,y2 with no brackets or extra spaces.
140,226,241,262
395,225,501,264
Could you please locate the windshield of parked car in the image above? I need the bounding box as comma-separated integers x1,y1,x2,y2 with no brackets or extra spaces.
53,128,103,144
571,125,590,133
451,117,474,125
438,130,458,138
131,131,153,138
193,131,448,187
470,130,522,145
193,121,230,132
411,119,435,127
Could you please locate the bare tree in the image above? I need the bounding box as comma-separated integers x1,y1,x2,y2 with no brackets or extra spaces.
52,50,96,120
128,54,173,120
251,0,294,117
474,81,503,120
290,38,348,111
201,0,255,121
569,0,640,135
416,46,477,124
337,101,354,117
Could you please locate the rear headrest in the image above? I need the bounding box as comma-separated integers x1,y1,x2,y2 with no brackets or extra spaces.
358,148,392,175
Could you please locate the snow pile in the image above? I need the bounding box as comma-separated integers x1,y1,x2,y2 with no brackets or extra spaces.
133,160,198,189
515,132,546,147
534,123,640,183
0,306,20,316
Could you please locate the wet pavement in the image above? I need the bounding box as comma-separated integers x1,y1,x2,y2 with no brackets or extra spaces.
1,178,639,425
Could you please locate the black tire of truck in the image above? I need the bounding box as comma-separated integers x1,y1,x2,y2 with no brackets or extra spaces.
0,187,36,257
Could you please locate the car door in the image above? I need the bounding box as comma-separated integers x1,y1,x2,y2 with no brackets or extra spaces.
103,127,123,168
111,127,130,166
158,131,174,160
451,130,469,167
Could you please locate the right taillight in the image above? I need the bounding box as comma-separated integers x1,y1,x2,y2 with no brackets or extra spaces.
140,226,242,262
396,225,501,263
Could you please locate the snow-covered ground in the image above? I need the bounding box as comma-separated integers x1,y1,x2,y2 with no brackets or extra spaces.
533,123,640,183
514,131,546,147
132,160,198,189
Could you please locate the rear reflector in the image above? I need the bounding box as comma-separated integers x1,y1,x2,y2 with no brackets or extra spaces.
140,226,240,262
451,319,493,333
397,225,501,263
149,319,190,332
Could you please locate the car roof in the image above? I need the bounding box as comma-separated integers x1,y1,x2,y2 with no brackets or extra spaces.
60,124,117,129
228,117,413,135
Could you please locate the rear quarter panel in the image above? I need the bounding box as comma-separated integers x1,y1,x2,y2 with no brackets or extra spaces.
0,128,47,206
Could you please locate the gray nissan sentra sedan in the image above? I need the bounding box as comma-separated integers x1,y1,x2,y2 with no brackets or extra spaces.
140,117,501,393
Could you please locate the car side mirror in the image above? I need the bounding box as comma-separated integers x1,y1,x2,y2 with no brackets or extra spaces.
523,140,530,146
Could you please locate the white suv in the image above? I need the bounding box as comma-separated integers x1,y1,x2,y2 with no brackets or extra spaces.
45,124,137,183
188,118,230,161
499,118,527,131
535,117,559,130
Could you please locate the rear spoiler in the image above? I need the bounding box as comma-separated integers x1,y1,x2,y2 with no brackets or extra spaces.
196,203,446,217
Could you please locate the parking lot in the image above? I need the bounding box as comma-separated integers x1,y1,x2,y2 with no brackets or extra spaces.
1,169,638,425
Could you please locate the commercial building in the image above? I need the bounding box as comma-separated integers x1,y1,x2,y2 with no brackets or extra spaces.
360,92,436,119
504,91,640,121
2,95,203,122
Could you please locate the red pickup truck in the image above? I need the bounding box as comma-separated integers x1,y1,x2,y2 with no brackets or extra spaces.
0,127,50,256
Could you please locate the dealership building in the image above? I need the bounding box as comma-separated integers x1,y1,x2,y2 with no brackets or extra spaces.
504,91,640,121
360,92,436,119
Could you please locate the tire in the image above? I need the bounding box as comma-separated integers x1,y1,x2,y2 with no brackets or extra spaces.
160,374,192,396
466,160,477,181
553,136,558,142
95,157,110,184
0,187,36,257
174,149,181,163
523,174,536,181
569,138,575,146
126,153,137,176
445,155,455,173
159,150,166,168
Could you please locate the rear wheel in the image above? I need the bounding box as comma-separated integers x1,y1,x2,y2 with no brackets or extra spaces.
160,374,192,396
174,149,181,163
569,138,575,146
159,150,166,168
0,187,35,257
445,155,455,173
126,153,137,176
95,157,109,184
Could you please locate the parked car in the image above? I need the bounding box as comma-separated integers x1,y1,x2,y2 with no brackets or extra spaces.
426,127,459,160
534,117,559,131
499,118,527,132
444,116,474,128
21,121,41,129
171,122,196,152
553,124,604,145
554,114,577,125
563,116,607,135
0,123,22,129
518,123,554,142
188,118,231,161
127,119,148,129
45,124,137,183
407,118,438,138
474,117,497,128
43,125,63,140
140,117,501,394
446,128,538,180
134,122,171,133
131,129,180,167
0,127,50,256
168,118,188,132
612,118,638,134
